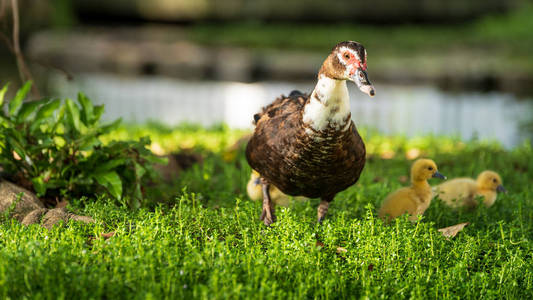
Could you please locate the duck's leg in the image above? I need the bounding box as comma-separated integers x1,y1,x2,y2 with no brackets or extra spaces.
260,177,276,226
317,195,334,223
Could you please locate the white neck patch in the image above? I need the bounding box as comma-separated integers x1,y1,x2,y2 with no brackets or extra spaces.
303,75,351,133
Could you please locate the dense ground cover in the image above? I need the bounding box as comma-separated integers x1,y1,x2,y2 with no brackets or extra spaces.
1,124,532,299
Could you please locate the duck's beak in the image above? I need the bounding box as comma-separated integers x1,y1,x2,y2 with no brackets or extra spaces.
351,68,375,97
432,171,446,179
497,184,507,193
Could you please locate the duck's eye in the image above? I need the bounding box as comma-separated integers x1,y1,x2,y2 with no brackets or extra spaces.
344,53,350,59
492,178,497,183
428,166,433,171
359,72,364,78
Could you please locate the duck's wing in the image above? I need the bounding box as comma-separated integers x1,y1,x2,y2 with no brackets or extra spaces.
253,91,307,125
246,92,308,175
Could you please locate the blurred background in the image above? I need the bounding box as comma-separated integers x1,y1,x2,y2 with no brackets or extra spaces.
1,0,532,147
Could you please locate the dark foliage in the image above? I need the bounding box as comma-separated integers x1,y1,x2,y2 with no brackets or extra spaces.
0,82,165,207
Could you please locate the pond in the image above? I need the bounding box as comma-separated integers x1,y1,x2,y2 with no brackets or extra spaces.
48,73,533,148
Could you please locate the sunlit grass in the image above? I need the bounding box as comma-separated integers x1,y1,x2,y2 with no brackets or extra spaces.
0,124,532,298
101,122,248,154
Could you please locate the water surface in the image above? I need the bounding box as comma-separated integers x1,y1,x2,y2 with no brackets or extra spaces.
49,74,532,148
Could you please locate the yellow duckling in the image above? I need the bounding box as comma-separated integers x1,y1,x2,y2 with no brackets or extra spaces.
222,134,252,162
378,159,446,222
247,170,306,206
433,170,506,208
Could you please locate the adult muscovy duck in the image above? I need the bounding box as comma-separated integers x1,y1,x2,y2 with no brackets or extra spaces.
246,41,375,225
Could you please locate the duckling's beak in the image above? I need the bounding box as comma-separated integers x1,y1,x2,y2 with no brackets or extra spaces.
432,171,446,179
497,184,507,193
351,68,375,97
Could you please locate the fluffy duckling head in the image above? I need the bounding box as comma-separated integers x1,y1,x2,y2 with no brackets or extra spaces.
410,159,446,182
246,170,263,201
250,170,261,184
477,170,506,193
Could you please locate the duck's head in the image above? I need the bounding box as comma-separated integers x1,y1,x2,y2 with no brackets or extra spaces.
410,158,446,182
477,170,506,193
319,41,375,97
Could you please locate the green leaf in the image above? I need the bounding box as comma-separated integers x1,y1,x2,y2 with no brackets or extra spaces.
17,99,46,122
31,176,46,196
6,135,26,161
134,162,146,179
144,154,168,165
0,83,8,107
30,99,61,133
78,136,100,150
66,98,85,133
35,136,54,149
34,99,61,122
77,92,94,125
129,194,141,209
66,99,81,130
93,171,122,200
53,136,66,148
93,105,104,122
100,118,122,134
93,158,126,173
51,104,67,133
43,178,68,190
8,81,32,116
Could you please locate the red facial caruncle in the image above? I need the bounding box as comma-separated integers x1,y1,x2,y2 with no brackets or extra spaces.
341,50,366,75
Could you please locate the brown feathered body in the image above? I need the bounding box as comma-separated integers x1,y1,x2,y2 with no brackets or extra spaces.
245,93,366,200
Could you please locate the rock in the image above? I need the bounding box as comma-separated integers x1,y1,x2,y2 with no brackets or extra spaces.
41,208,95,230
0,180,95,229
40,208,71,229
0,181,44,221
21,208,48,225
68,214,95,224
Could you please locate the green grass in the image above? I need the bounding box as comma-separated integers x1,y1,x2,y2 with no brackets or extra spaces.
1,125,532,299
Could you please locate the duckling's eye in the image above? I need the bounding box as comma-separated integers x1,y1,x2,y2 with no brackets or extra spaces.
428,166,433,171
492,178,497,183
